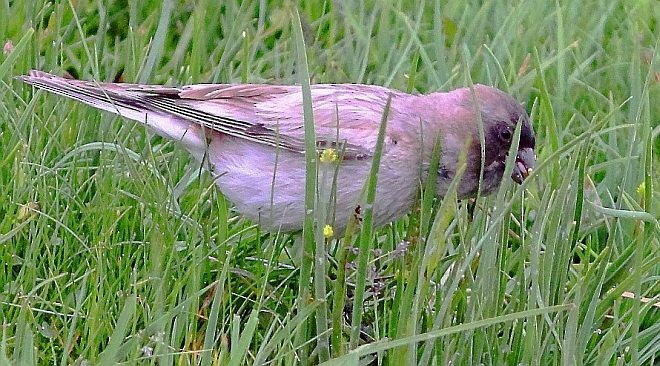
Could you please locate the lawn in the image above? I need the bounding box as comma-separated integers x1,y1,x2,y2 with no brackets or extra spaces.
1,0,658,364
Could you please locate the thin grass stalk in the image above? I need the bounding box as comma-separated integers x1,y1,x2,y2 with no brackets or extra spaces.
348,95,392,348
391,137,442,364
290,6,331,362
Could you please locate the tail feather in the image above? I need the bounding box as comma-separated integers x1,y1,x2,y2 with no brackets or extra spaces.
18,70,209,159
17,71,152,123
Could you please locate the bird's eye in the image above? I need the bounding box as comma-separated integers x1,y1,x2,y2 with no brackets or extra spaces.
499,127,512,142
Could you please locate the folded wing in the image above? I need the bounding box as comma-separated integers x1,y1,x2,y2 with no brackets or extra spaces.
19,71,403,159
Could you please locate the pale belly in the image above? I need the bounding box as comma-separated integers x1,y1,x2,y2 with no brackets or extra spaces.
206,137,419,233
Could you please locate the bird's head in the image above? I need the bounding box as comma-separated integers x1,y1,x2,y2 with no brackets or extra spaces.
451,84,536,193
473,85,535,185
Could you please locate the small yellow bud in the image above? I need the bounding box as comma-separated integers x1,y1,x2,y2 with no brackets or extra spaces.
323,224,334,238
636,182,645,196
319,148,338,163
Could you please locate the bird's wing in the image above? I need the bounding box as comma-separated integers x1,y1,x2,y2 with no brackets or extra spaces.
151,83,403,159
19,71,405,160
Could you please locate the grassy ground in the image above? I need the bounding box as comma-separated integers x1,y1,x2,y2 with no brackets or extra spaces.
1,0,658,364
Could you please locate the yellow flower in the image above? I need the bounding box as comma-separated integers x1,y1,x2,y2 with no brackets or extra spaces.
319,148,338,163
636,182,645,196
323,224,334,238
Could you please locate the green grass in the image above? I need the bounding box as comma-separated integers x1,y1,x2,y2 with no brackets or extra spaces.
1,0,659,364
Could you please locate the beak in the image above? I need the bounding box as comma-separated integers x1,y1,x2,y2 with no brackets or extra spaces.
511,147,536,184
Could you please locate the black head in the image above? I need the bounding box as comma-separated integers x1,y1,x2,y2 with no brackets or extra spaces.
468,85,536,185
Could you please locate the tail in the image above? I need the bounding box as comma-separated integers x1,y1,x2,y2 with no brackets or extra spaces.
16,70,161,124
17,70,208,159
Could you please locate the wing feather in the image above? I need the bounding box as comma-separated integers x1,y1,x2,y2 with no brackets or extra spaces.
19,71,403,159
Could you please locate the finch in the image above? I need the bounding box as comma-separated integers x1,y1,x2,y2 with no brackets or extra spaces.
18,71,536,233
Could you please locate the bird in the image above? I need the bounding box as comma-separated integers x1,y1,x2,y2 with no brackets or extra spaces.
17,70,536,234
